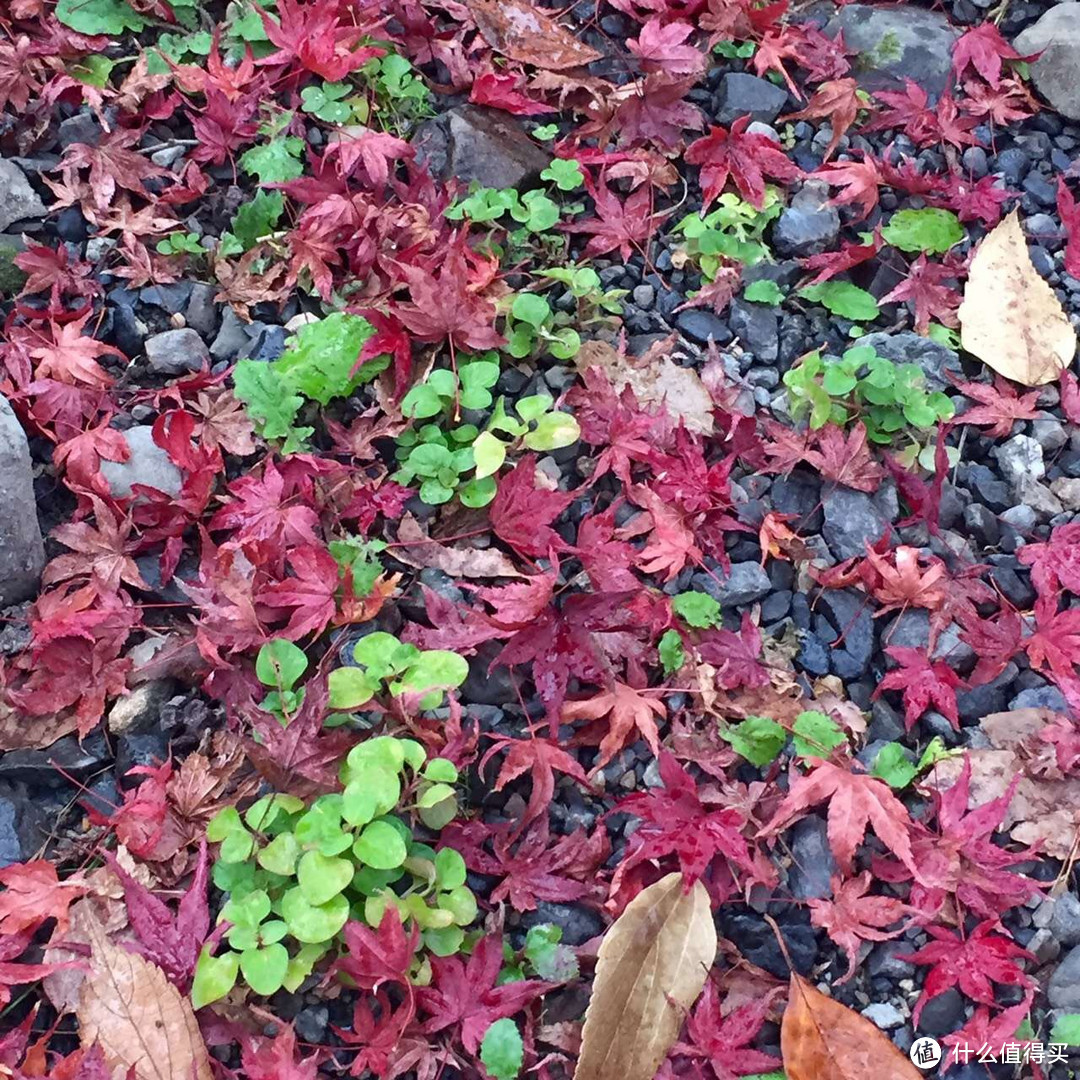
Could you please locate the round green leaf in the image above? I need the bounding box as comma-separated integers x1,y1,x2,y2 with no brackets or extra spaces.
353,819,408,870
191,948,240,1010
434,847,467,890
240,943,289,996
424,925,465,956
511,293,550,329
423,758,459,783
244,794,304,832
459,475,497,508
417,783,457,830
206,806,246,843
256,832,300,876
439,884,478,925
256,638,308,691
792,710,846,760
297,851,355,906
401,383,446,419
524,411,580,451
472,431,507,479
342,766,401,826
328,667,377,710
393,651,469,696
419,479,454,505
280,887,350,944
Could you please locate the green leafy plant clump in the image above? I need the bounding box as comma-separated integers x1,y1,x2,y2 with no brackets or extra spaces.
782,345,955,443
675,188,784,275
720,709,847,767
193,735,476,1006
233,312,389,452
395,355,580,506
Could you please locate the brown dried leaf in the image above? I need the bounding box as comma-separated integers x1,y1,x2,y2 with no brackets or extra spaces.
781,973,921,1080
927,706,1080,859
574,873,715,1080
575,338,715,435
467,0,603,70
958,210,1076,386
76,913,212,1080
394,513,523,578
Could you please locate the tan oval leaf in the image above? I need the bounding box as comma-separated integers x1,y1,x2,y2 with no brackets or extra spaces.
467,0,602,70
958,209,1076,386
781,973,921,1080
77,915,212,1080
574,873,716,1080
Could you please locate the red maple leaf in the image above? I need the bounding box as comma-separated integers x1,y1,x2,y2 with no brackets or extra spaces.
335,906,419,993
879,254,962,334
106,842,209,990
326,127,411,191
807,872,909,982
482,733,590,829
867,82,979,149
813,155,883,220
781,78,865,162
1058,178,1080,280
671,981,784,1080
239,1027,320,1080
761,759,918,877
561,679,667,767
800,229,883,285
26,315,123,389
416,935,550,1054
958,606,1023,688
489,454,574,559
626,18,704,76
874,645,967,731
607,75,705,150
1018,522,1080,599
256,0,383,80
562,174,671,260
1062,369,1080,425
953,375,1040,438
1023,599,1080,705
0,861,86,936
696,612,769,691
0,931,76,1011
814,423,886,492
44,495,149,596
875,758,1041,923
56,127,169,212
393,247,504,352
863,544,948,615
686,117,802,210
445,818,607,911
941,1002,1041,1076
496,590,644,728
901,921,1035,1027
952,22,1035,89
613,752,763,895
925,170,1015,227
961,76,1038,126
469,72,556,115
623,483,701,581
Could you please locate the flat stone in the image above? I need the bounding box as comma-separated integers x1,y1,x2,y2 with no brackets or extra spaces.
917,987,966,1035
675,309,733,346
695,561,771,607
1051,478,1080,510
0,396,44,606
144,328,210,376
822,487,891,560
772,181,839,257
1016,6,1080,121
729,298,778,362
788,816,835,900
0,160,46,233
861,1003,905,1030
854,331,961,392
100,426,183,499
1051,894,1080,948
211,308,253,362
413,106,549,191
818,588,874,679
714,73,790,125
106,680,176,735
993,434,1045,488
185,283,218,337
833,4,959,99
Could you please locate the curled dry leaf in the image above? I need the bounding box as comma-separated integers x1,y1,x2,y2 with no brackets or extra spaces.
958,209,1076,386
394,513,523,578
467,0,602,70
76,913,212,1080
574,873,716,1080
928,706,1080,859
781,973,921,1080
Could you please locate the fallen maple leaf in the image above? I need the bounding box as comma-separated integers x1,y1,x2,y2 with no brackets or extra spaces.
0,861,86,936
952,22,1035,89
952,374,1041,438
874,645,966,731
466,0,602,69
575,873,715,1080
958,209,1076,386
489,454,573,558
781,78,864,162
562,681,667,768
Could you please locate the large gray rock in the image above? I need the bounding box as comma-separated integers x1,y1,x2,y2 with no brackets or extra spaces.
832,5,959,99
145,328,211,376
854,331,961,392
100,426,182,498
1016,6,1080,121
772,182,839,257
822,487,890,559
715,73,790,126
695,561,771,607
0,161,46,233
0,396,43,606
1049,944,1080,1009
413,106,549,191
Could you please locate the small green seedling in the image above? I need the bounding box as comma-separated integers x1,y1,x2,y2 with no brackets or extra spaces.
505,292,580,360
676,188,783,275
